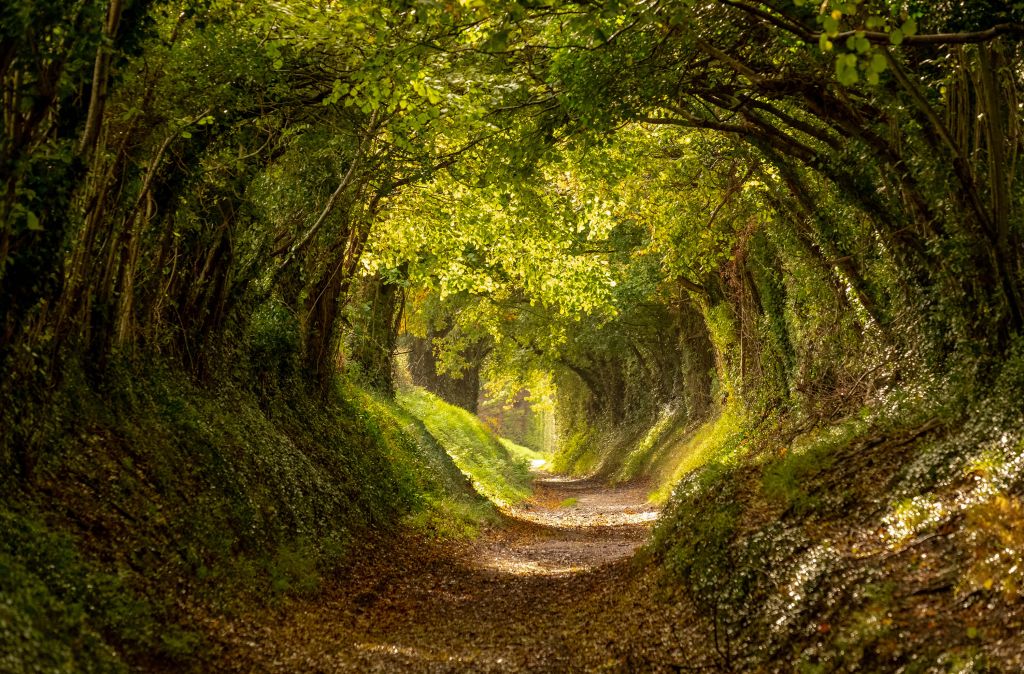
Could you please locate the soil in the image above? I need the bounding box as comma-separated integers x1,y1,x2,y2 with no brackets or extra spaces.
205,474,706,673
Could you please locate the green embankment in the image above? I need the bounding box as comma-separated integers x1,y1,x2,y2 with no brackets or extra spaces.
646,351,1023,667
627,403,746,503
398,388,537,508
0,365,496,673
546,347,1024,666
499,437,547,469
548,402,746,504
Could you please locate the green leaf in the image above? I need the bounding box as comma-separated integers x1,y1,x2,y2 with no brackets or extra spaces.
889,28,904,45
25,211,42,232
482,30,509,52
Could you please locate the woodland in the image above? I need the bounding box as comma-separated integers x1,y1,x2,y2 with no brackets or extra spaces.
2,0,1024,671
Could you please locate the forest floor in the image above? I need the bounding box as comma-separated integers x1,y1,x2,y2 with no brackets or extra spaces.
204,473,707,672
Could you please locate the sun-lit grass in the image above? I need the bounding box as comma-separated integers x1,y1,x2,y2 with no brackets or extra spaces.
398,387,533,507
761,412,871,512
403,495,501,540
650,402,747,502
356,388,502,539
617,404,687,482
548,425,603,476
499,437,547,468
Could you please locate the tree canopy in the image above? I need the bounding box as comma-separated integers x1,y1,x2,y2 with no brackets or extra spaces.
1,0,1021,421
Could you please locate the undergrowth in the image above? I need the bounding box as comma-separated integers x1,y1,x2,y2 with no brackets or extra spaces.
398,387,534,507
0,361,497,672
647,342,1024,671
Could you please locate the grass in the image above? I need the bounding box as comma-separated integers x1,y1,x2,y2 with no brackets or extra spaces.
404,496,501,540
616,405,689,483
358,388,502,539
545,402,747,507
398,387,534,507
649,402,747,502
760,412,871,513
549,421,650,478
500,437,547,467
548,425,603,476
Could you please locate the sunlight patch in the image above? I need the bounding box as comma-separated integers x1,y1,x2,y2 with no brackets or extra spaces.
354,641,470,663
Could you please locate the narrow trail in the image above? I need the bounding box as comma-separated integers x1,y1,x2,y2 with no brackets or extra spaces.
210,474,701,673
475,473,660,576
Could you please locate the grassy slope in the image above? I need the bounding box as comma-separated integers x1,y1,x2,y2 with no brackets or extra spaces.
548,402,747,504
644,351,1024,670
499,437,546,468
549,415,649,479
360,391,502,538
398,387,535,508
0,365,495,673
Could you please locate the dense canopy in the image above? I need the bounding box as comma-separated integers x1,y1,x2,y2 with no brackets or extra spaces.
2,0,1024,671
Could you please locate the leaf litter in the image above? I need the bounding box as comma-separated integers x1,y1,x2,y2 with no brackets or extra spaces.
204,474,705,672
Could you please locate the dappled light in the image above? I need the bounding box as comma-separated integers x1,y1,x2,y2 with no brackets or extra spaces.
502,478,661,531
353,641,471,665
3,0,1024,671
474,475,659,576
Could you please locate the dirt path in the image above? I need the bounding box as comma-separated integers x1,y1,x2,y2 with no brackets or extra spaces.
474,474,660,576
208,474,702,672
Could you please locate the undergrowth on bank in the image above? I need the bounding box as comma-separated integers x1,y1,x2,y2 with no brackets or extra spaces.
398,387,534,507
0,361,498,672
647,344,1024,671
